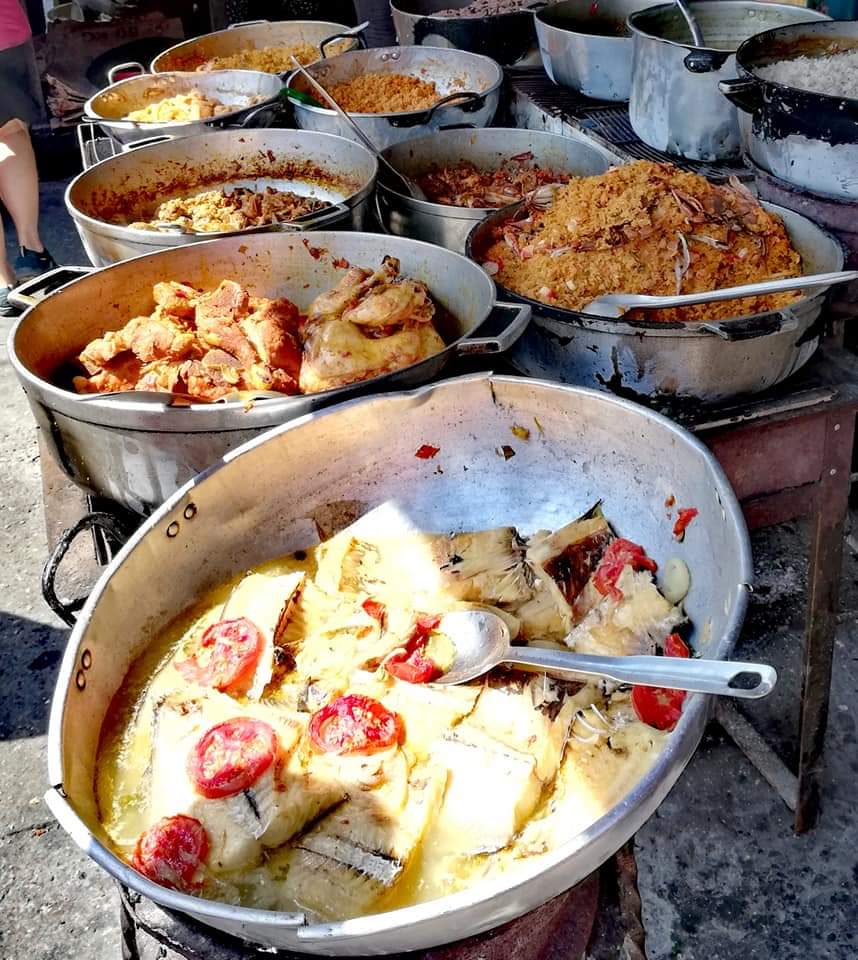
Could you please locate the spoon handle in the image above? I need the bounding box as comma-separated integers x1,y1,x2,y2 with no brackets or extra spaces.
501,648,776,699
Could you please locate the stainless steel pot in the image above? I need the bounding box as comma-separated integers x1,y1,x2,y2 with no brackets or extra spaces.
627,1,828,161
466,201,843,403
66,129,378,267
83,70,285,147
45,372,752,953
286,46,502,150
7,233,529,515
535,0,657,102
151,20,362,74
390,0,540,68
376,126,617,254
720,20,858,201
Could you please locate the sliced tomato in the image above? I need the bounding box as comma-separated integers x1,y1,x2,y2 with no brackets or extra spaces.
631,685,686,731
593,538,658,602
188,717,277,799
673,507,699,540
308,694,404,755
175,617,264,696
362,598,386,623
385,614,442,684
131,815,209,891
663,633,690,658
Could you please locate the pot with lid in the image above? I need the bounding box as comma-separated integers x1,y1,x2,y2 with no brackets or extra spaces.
720,20,858,201
627,1,828,161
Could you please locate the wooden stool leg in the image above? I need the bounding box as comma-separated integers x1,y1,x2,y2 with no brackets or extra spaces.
795,410,855,833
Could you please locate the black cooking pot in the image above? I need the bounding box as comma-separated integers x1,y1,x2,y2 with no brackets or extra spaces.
719,19,858,198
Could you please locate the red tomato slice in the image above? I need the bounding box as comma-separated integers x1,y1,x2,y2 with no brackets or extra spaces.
175,617,264,695
308,694,404,755
131,815,209,891
673,507,699,540
663,633,690,658
385,614,442,684
362,598,386,623
415,444,440,459
631,685,686,731
593,538,658,602
188,718,277,799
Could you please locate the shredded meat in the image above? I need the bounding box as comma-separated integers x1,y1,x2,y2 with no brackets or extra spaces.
130,187,329,233
325,73,439,113
417,153,571,208
72,262,446,402
481,161,803,323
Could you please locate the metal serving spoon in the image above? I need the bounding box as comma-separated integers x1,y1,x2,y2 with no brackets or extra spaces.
287,56,429,202
675,0,705,47
434,610,777,699
581,270,858,319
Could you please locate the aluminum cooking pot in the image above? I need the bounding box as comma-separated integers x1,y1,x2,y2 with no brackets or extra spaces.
7,233,529,515
390,0,541,68
286,46,502,150
535,0,658,102
83,69,285,147
627,1,828,161
720,20,858,201
376,126,618,254
466,200,844,404
66,129,378,266
151,20,363,74
44,372,752,953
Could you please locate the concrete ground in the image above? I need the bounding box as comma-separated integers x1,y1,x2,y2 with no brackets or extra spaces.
0,179,856,959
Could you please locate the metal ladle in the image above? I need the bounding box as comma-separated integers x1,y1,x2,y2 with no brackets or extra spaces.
675,0,704,47
287,56,429,202
434,610,777,698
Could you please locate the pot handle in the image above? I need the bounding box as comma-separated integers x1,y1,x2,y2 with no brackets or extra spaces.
700,311,799,342
124,134,175,151
456,301,531,355
683,49,730,74
42,511,133,628
267,202,351,232
319,21,369,58
107,61,146,85
373,190,392,234
388,91,484,128
718,77,764,114
8,265,92,310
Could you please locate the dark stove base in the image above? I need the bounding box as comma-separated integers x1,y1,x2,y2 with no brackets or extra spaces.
117,845,645,960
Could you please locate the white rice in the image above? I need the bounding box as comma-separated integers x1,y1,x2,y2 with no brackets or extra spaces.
757,48,858,100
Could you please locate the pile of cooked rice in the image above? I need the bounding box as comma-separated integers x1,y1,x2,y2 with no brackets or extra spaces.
125,90,233,123
198,40,352,73
756,48,858,100
325,72,439,113
480,160,803,323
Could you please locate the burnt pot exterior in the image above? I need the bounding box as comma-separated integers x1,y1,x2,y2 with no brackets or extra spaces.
466,201,843,403
8,232,523,514
45,373,752,953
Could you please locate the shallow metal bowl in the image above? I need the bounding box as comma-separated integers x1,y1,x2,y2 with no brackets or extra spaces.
286,46,502,150
46,372,751,953
83,70,284,146
66,129,379,266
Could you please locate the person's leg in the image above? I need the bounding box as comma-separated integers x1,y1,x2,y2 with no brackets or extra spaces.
0,123,44,253
0,215,15,289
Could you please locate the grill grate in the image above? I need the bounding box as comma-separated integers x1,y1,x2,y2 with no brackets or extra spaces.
508,69,749,182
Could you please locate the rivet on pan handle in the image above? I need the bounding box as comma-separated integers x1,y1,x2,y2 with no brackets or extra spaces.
456,301,531,356
42,512,134,628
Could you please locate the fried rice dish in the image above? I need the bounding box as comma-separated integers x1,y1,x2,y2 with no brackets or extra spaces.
417,151,572,208
129,187,329,234
72,258,446,401
125,90,234,123
480,161,803,323
325,73,439,113
197,41,349,73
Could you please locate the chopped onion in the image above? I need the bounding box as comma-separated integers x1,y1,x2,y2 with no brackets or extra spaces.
661,557,691,605
481,260,499,276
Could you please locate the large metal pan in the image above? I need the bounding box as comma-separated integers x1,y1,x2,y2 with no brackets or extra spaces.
287,46,502,150
45,372,752,953
467,200,843,404
376,126,618,254
66,130,379,266
83,70,284,147
8,233,529,515
390,0,541,68
151,20,363,74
